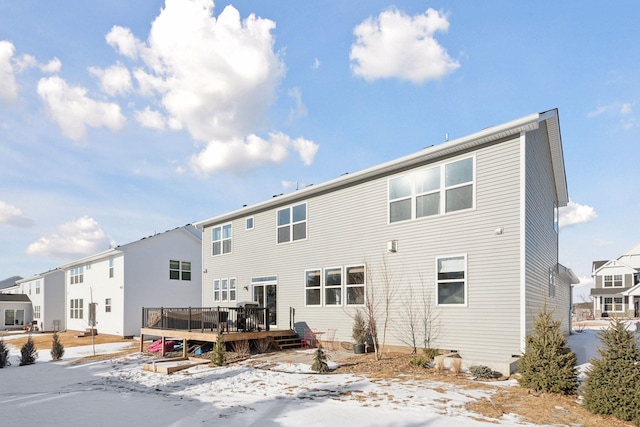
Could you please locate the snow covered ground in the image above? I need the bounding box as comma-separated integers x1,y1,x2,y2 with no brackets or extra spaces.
1,321,635,426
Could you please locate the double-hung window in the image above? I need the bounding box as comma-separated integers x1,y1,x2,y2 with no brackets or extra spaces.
603,297,623,312
213,278,236,302
212,223,232,255
105,298,112,313
389,157,474,223
35,280,41,295
324,267,342,306
213,280,220,302
346,265,365,305
70,299,84,319
277,203,307,244
109,257,114,278
305,269,321,306
603,274,623,287
70,266,84,284
436,255,467,305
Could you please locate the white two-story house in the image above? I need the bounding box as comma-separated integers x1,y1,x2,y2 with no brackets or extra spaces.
194,109,577,374
60,225,202,337
15,269,66,332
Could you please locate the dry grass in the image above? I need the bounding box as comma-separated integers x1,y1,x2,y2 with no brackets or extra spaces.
0,331,137,352
333,352,636,427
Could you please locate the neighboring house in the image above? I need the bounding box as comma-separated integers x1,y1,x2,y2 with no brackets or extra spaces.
0,294,32,330
60,225,202,337
194,109,577,374
572,301,593,321
16,269,66,332
591,242,640,318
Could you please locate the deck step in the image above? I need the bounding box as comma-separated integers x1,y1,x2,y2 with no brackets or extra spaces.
272,333,304,350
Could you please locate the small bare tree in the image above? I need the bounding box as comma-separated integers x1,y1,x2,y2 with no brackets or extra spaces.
363,255,399,360
394,274,440,353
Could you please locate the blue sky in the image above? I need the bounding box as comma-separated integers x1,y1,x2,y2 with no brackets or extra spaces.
1,1,639,301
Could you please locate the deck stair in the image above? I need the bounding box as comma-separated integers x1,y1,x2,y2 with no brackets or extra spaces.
271,333,304,350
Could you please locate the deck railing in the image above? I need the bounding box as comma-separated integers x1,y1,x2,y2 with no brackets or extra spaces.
142,306,270,333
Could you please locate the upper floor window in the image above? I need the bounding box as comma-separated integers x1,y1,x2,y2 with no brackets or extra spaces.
35,280,41,295
212,223,232,255
70,266,84,284
109,257,114,278
603,274,623,287
246,217,254,230
436,255,467,306
169,260,191,281
389,157,474,223
277,203,307,244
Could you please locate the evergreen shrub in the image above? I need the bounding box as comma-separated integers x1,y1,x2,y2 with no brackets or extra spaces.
518,304,578,394
50,332,65,361
582,319,640,425
19,336,38,366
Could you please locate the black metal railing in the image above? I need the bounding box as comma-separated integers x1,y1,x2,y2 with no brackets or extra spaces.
142,306,270,333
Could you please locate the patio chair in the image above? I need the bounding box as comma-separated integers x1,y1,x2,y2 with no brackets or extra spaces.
320,328,336,351
301,329,316,349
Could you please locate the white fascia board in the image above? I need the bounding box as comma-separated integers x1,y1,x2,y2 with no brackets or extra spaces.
58,248,123,270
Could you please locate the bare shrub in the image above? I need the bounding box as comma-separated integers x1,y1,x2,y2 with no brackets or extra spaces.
231,339,250,357
255,338,271,354
435,355,445,372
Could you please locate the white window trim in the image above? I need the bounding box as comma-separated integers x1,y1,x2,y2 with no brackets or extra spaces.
435,254,468,307
304,268,322,307
388,156,476,225
212,223,233,256
277,202,308,245
323,266,343,307
213,279,220,302
345,264,366,306
246,216,254,230
603,296,624,313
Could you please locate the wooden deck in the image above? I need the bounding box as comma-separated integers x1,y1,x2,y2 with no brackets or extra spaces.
139,327,302,357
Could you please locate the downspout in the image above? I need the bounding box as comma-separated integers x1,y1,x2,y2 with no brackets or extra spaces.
519,131,527,355
194,223,206,307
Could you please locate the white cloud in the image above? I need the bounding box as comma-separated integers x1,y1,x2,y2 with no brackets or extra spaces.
287,87,307,123
37,76,126,140
89,63,133,96
26,216,115,257
350,8,460,83
110,0,285,141
0,201,34,228
0,40,19,104
101,0,317,173
559,200,597,228
291,136,318,165
312,58,320,69
587,101,636,129
135,106,166,130
40,57,62,73
191,132,318,174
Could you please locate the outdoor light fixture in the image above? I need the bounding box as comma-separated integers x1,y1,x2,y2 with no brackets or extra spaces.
387,240,398,253
495,227,504,235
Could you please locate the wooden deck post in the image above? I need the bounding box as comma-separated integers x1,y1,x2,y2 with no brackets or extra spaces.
139,333,144,352
161,336,166,357
182,338,187,358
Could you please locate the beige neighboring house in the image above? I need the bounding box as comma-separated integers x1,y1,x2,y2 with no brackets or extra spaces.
591,242,640,318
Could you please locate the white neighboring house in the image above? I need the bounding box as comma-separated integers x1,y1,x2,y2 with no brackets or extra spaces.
15,269,66,332
60,225,202,337
0,294,32,330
